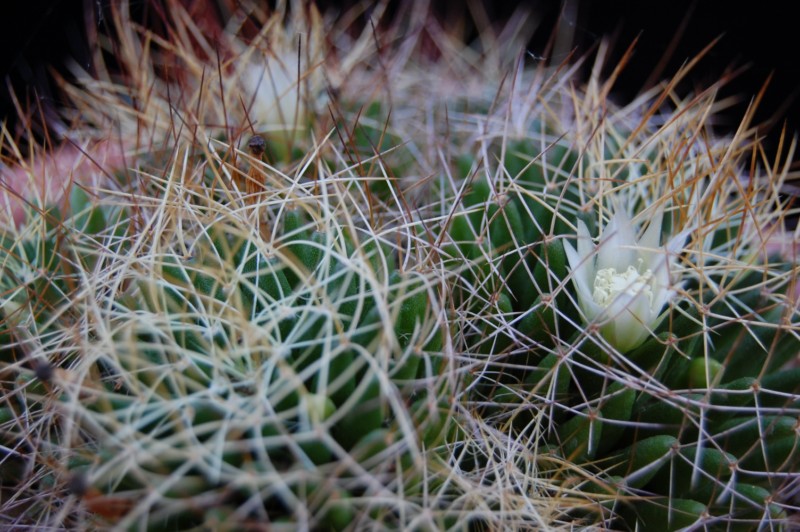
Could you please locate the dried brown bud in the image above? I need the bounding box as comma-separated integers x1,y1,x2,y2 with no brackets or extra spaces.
244,135,267,205
34,360,55,382
247,135,266,157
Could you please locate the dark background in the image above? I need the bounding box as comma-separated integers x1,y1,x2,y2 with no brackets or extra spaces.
1,1,797,155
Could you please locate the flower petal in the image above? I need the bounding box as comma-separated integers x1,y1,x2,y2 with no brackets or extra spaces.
629,288,656,328
666,227,691,256
567,221,596,283
581,296,604,322
639,207,664,249
564,236,591,289
651,257,672,307
599,284,653,352
598,306,644,354
576,219,594,261
638,207,664,267
598,211,636,271
650,229,688,309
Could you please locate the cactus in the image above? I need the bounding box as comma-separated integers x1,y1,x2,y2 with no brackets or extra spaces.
0,4,460,529
0,126,463,528
445,78,799,529
2,1,799,530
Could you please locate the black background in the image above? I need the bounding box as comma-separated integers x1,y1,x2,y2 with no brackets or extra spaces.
1,1,797,155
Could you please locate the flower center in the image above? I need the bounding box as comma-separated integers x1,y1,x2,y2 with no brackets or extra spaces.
592,261,654,307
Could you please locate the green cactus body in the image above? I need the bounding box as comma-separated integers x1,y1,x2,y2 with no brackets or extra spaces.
557,409,603,462
625,497,706,532
610,434,678,489
596,381,636,455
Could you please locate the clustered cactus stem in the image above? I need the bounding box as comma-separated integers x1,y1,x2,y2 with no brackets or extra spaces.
1,1,798,530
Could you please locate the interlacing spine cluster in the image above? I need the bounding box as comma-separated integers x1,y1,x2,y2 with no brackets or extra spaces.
1,2,798,530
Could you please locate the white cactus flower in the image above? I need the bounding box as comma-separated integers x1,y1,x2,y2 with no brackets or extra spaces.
563,209,687,353
236,11,325,136
241,51,308,133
